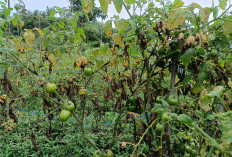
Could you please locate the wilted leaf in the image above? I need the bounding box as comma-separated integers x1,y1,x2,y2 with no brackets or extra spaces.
33,28,44,37
75,56,88,68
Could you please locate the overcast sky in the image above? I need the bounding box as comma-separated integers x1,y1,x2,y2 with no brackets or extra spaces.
10,0,225,20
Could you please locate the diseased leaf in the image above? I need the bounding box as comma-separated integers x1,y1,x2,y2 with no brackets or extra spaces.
100,0,108,14
23,30,35,47
112,33,124,47
48,54,56,65
223,21,232,35
113,0,123,13
82,0,94,13
180,48,195,66
173,0,184,9
219,0,228,10
103,20,112,37
166,8,187,29
33,28,44,37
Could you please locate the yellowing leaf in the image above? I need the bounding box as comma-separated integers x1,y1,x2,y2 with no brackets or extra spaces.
219,0,228,10
33,28,44,37
167,9,187,29
48,54,56,65
200,7,210,22
82,0,94,13
23,30,35,47
173,0,184,9
79,88,87,95
223,21,232,35
113,0,123,13
112,33,124,47
110,55,118,67
100,0,108,14
103,20,112,37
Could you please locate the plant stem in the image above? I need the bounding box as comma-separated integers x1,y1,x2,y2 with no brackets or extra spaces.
131,119,157,157
207,146,215,157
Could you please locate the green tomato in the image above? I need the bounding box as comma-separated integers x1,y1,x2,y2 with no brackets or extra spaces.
156,123,164,132
101,150,114,157
185,146,192,153
156,96,162,103
162,112,171,123
210,49,217,56
167,96,178,106
64,101,75,112
92,150,102,157
128,106,135,112
60,110,71,122
45,83,57,94
191,150,197,156
128,96,136,104
84,68,93,76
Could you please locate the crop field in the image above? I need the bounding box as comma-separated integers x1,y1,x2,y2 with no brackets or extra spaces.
0,0,232,156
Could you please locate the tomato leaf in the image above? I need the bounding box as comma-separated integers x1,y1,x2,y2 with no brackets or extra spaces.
180,48,195,67
219,0,228,10
173,0,184,9
178,114,193,125
113,0,123,13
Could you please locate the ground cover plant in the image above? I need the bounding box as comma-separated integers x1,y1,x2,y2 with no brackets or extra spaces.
0,0,232,156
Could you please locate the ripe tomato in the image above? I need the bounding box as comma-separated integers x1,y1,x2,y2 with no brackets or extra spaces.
156,123,164,132
64,101,75,112
92,150,102,157
101,150,114,157
167,96,178,106
162,112,171,123
84,68,93,76
60,110,71,122
45,83,57,94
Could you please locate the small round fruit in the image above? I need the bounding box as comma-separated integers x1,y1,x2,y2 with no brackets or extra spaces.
64,101,75,112
101,150,114,157
84,68,93,76
185,146,192,153
162,112,171,123
167,96,178,106
93,150,102,157
156,96,162,103
156,123,164,132
79,88,87,95
45,83,57,93
60,110,71,122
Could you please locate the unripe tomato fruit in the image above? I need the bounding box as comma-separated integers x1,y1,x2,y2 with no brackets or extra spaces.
156,123,164,132
79,88,87,95
167,96,178,106
60,110,71,122
46,83,57,93
162,112,171,122
102,150,114,157
92,150,102,157
84,68,93,76
64,101,75,112
185,146,192,153
156,96,162,103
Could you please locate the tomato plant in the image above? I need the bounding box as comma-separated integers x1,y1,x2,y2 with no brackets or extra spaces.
84,68,93,76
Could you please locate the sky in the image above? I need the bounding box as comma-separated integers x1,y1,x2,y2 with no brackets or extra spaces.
9,0,225,20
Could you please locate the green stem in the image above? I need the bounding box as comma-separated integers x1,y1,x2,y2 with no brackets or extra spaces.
191,122,222,151
131,119,157,157
54,91,66,103
207,146,215,157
